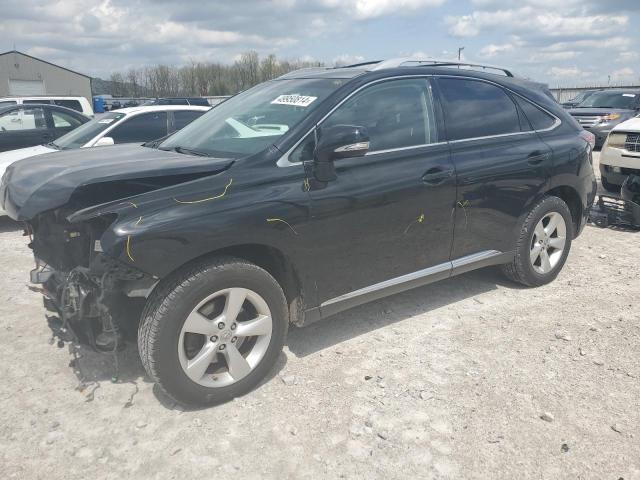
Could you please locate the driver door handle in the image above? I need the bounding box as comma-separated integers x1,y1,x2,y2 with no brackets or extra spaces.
422,167,454,185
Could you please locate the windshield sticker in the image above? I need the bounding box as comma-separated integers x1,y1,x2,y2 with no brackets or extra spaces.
271,94,317,107
98,118,115,124
623,94,636,97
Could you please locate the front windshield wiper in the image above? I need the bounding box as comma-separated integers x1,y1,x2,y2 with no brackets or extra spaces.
46,142,63,150
160,146,212,157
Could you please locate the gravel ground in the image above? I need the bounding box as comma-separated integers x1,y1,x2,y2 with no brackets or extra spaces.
1,153,639,479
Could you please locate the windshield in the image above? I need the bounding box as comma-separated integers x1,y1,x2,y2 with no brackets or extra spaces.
54,112,126,149
569,91,594,103
577,91,638,109
159,78,347,158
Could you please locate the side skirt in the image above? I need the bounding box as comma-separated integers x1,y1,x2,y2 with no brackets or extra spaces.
301,250,514,325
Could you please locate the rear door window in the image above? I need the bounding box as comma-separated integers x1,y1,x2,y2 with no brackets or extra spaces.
109,112,168,143
173,110,205,131
0,107,47,131
53,99,83,112
438,78,521,141
51,110,84,129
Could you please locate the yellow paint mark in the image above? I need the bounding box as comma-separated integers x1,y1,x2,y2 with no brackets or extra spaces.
266,218,298,235
457,200,470,229
135,216,143,226
126,235,135,262
173,178,233,204
303,178,310,192
404,213,426,235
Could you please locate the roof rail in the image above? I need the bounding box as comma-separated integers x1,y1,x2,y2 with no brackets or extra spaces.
338,60,383,69
369,58,515,77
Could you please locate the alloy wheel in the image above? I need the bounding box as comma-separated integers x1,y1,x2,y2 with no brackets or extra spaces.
178,288,273,388
530,212,567,275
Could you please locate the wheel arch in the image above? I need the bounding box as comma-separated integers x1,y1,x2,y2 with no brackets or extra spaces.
544,185,583,237
151,243,307,326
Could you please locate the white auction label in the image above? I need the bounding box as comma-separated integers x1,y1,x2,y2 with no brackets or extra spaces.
271,94,317,107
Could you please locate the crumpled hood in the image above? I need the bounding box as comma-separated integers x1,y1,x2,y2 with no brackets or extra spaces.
0,143,233,220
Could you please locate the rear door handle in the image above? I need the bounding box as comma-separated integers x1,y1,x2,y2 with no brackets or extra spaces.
528,151,550,165
422,167,454,185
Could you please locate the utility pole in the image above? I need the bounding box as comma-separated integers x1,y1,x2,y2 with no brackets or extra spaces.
458,47,465,61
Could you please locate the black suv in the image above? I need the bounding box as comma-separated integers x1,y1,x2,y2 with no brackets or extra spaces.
0,59,597,406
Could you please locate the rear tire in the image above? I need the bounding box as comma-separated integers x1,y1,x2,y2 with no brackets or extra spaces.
138,256,288,407
501,196,573,287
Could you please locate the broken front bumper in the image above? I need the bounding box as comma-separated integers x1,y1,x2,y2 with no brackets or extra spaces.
589,195,640,228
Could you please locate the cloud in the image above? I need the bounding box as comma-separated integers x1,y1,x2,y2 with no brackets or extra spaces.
479,43,514,58
546,66,584,78
332,54,365,66
446,8,627,39
612,67,635,77
0,0,446,77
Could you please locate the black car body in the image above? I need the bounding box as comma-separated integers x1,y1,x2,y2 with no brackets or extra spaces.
0,104,89,152
569,89,640,148
0,60,597,406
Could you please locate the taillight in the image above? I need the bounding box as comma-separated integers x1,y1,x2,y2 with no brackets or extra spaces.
579,130,595,150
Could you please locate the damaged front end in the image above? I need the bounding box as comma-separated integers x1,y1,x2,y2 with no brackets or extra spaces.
0,144,235,352
27,210,155,352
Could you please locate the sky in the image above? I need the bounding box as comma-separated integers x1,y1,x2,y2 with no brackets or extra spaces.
1,0,639,86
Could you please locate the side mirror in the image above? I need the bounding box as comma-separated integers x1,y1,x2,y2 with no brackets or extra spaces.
94,136,115,147
313,125,369,182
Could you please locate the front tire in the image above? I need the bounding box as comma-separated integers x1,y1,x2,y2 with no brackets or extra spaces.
138,256,288,407
501,196,573,287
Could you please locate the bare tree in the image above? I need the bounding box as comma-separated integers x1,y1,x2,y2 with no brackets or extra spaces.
105,52,325,97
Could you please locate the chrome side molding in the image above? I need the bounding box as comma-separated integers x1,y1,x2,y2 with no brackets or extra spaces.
320,250,503,309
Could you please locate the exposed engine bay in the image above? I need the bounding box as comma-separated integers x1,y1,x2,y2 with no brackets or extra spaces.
27,209,155,353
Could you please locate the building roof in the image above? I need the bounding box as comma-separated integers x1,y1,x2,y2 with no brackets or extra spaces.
0,50,91,79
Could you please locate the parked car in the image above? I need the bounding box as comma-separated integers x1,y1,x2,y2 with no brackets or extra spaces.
143,97,211,107
561,89,599,109
621,174,640,205
599,116,640,191
0,96,93,116
0,104,89,153
0,58,597,406
0,105,209,215
568,89,640,148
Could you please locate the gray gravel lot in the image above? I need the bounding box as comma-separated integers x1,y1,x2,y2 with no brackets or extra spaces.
0,152,639,479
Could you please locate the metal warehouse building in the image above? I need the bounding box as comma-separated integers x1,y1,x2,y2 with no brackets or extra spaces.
0,50,91,102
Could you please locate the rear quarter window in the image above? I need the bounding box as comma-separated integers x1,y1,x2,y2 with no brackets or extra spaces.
438,78,521,141
514,96,557,131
